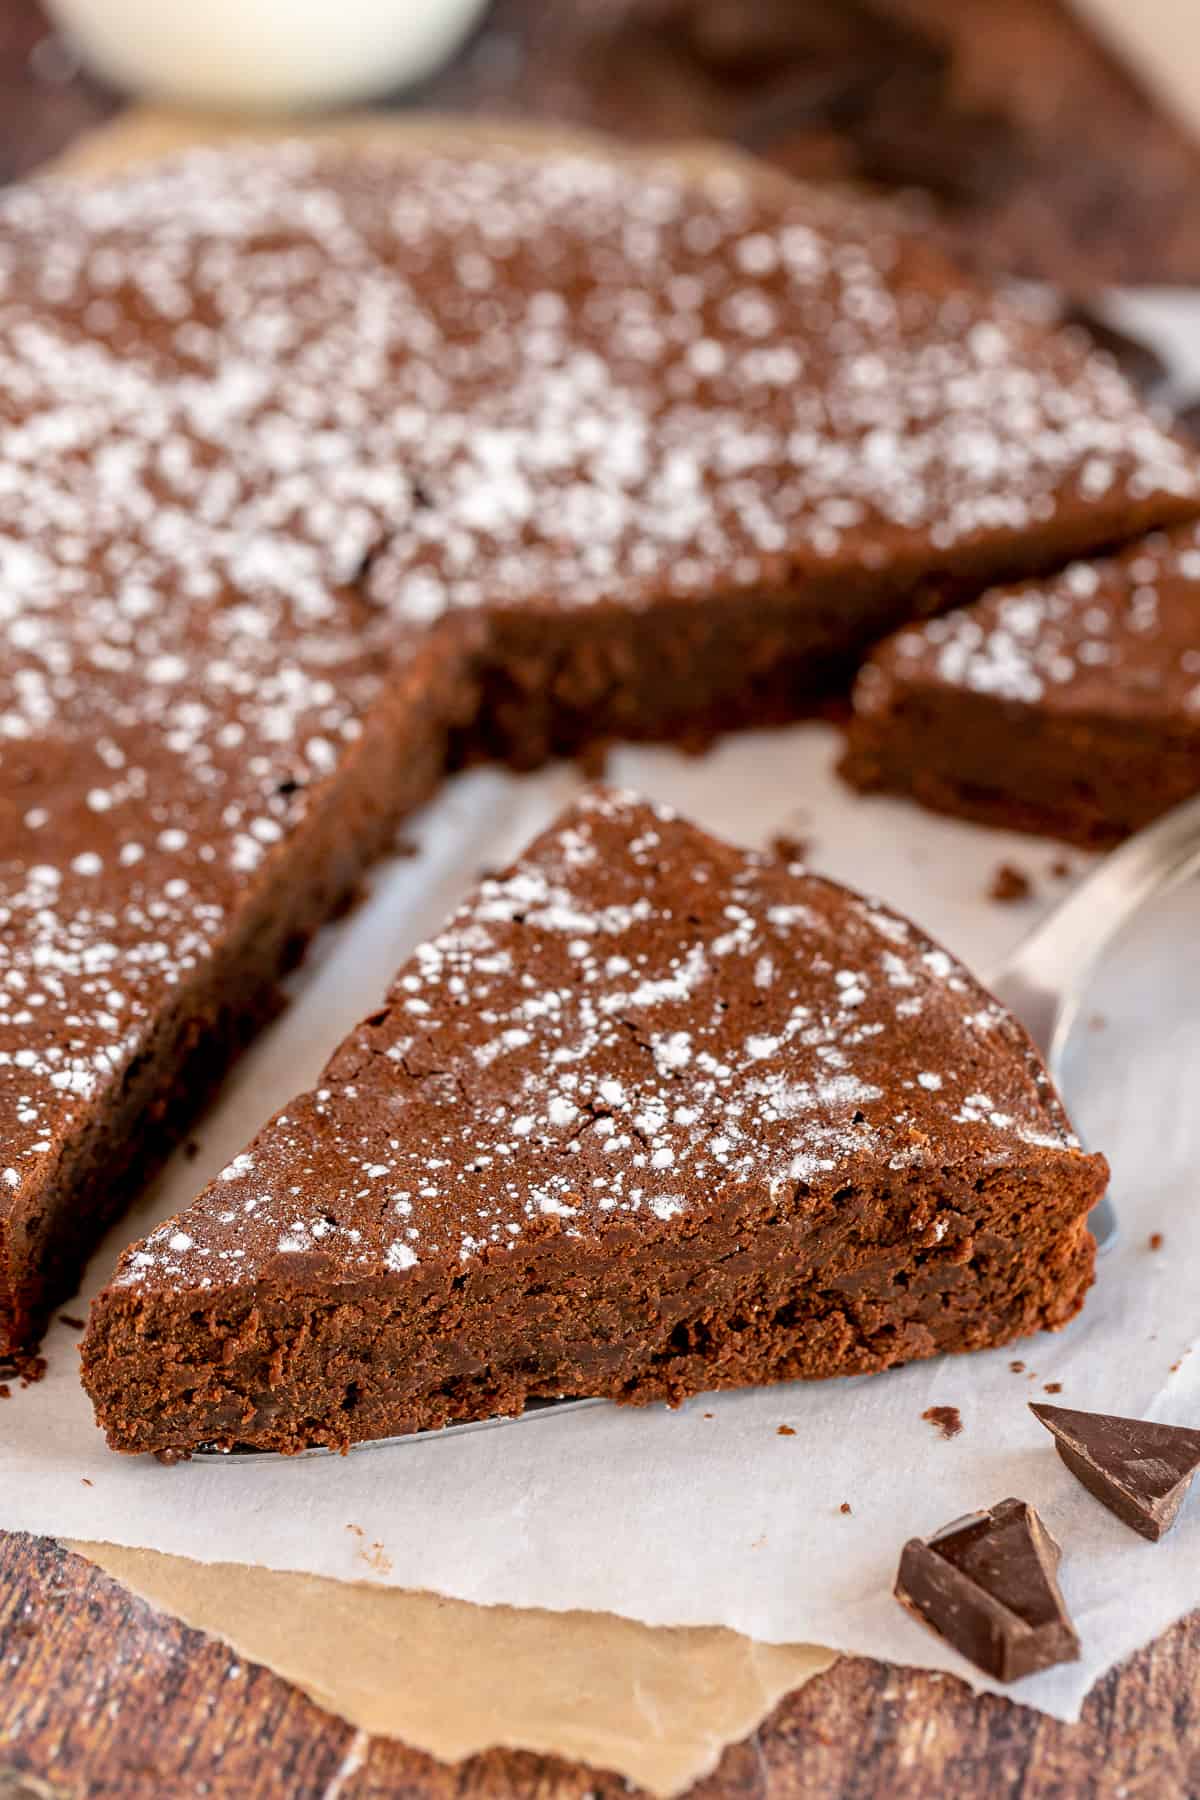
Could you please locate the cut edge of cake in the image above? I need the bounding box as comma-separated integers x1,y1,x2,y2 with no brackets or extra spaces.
841,522,1200,846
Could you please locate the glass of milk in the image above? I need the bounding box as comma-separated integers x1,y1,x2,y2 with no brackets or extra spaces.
41,0,492,112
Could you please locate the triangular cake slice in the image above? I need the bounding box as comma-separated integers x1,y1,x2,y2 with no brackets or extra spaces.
82,790,1106,1456
842,522,1200,846
1031,1401,1200,1540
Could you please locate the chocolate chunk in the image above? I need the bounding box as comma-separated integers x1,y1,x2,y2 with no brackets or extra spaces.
1031,1403,1200,1541
896,1498,1080,1681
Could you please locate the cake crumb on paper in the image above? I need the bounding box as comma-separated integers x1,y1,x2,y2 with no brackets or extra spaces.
359,1540,393,1576
922,1405,963,1439
769,832,811,865
988,861,1033,903
577,741,611,782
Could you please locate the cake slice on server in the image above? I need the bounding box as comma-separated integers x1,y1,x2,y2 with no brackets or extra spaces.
82,790,1105,1457
841,521,1200,846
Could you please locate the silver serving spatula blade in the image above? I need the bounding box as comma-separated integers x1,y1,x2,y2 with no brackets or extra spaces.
987,789,1200,1253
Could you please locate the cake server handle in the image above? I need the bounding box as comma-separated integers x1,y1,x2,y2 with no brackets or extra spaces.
987,790,1200,1250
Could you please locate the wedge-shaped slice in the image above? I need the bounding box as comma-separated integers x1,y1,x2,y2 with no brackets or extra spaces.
842,522,1200,847
82,790,1105,1456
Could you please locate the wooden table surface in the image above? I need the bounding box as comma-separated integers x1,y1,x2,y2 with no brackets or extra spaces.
3,2,1200,1794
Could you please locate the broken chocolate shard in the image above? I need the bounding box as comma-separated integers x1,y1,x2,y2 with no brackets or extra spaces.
895,1497,1079,1681
1031,1403,1200,1542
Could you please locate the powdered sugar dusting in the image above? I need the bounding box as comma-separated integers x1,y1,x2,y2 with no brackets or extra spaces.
116,791,1085,1293
0,140,1181,1235
858,520,1200,717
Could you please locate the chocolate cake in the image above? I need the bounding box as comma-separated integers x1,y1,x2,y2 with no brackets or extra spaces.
1,140,1193,1359
81,790,1106,1456
841,523,1200,846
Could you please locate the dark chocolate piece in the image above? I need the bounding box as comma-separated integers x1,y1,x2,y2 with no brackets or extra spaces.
842,522,1200,847
1031,1402,1200,1542
896,1497,1080,1681
82,790,1105,1458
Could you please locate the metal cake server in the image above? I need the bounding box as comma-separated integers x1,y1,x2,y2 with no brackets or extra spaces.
196,792,1200,1459
988,788,1200,1254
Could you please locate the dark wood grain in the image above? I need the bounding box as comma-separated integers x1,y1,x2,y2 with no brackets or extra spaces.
4,0,1200,1793
3,1533,1200,1798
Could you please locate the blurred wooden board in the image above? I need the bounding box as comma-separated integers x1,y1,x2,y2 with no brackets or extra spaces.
14,0,1200,284
409,0,1200,289
11,0,1200,284
4,1533,1200,1796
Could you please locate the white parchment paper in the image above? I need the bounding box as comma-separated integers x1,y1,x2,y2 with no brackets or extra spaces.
2,297,1200,1721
